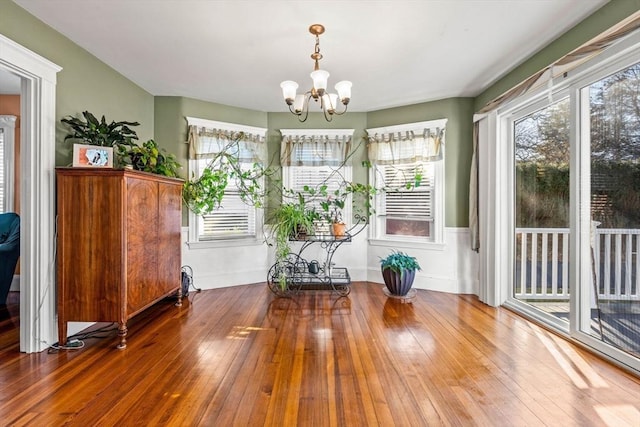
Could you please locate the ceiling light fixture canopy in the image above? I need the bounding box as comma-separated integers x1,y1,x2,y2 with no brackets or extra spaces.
280,24,352,122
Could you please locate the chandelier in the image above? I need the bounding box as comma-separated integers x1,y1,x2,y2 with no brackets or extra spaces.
280,24,352,122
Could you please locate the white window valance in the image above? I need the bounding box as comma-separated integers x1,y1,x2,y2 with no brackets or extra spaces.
186,117,267,162
367,119,446,165
280,129,353,167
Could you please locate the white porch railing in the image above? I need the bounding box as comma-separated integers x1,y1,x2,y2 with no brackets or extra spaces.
515,227,640,301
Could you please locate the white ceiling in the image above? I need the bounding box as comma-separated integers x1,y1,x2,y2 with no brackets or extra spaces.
11,0,608,112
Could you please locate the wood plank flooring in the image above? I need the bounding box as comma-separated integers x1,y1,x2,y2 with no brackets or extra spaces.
0,283,639,426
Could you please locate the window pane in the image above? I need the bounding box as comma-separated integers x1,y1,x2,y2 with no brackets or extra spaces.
588,62,640,357
286,165,352,221
196,158,258,239
380,162,434,238
513,97,570,325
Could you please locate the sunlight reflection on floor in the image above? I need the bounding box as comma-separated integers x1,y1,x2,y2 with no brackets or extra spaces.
594,404,640,427
531,326,609,389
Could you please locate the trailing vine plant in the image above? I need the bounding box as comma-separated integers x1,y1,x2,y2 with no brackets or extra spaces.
182,133,269,215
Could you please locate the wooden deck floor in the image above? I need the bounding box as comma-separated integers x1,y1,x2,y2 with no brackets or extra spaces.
1,284,639,426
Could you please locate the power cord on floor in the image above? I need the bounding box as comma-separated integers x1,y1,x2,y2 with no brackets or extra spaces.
47,322,118,353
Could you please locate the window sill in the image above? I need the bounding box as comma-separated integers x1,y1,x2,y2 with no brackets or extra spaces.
186,237,265,250
368,238,445,252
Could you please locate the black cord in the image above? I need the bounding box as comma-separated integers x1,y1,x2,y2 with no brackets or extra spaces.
48,323,119,353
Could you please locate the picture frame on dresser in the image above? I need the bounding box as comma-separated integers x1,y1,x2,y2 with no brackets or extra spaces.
72,144,113,167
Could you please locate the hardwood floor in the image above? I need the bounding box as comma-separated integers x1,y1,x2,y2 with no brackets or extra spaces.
0,284,639,426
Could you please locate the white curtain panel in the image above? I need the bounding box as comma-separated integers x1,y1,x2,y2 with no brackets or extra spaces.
367,127,444,165
188,125,266,162
280,133,352,167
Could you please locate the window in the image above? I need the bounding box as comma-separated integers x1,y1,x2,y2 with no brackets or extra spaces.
378,162,435,238
281,129,354,224
367,119,446,243
193,158,258,240
187,118,267,243
0,115,17,214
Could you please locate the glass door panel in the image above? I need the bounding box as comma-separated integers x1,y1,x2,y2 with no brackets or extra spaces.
586,63,640,357
514,98,571,325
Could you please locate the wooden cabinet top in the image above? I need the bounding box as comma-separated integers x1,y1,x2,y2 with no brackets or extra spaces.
55,167,184,185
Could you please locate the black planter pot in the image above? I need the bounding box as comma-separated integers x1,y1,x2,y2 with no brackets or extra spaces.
381,267,416,296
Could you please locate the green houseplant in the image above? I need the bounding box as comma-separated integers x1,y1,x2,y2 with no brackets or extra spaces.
61,110,140,168
120,139,181,177
61,111,140,148
267,197,319,291
380,251,421,296
270,197,317,260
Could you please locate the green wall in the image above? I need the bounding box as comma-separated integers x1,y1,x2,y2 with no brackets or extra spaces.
0,0,154,165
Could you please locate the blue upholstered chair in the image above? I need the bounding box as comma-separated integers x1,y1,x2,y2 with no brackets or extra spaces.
0,213,20,305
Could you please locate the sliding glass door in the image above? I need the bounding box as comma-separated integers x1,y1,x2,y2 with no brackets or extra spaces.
582,62,640,358
508,53,640,369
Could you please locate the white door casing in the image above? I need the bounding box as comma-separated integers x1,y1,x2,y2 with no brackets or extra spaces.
0,33,61,352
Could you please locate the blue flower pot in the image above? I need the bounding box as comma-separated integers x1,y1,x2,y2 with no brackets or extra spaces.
381,267,416,296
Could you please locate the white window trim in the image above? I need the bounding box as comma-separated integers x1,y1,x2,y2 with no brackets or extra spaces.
0,115,17,213
185,117,267,249
366,118,446,246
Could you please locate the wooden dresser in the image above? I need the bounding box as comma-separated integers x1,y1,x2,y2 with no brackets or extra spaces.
56,168,183,349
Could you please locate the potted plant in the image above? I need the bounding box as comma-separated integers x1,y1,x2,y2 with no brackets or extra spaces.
119,139,181,177
380,251,421,296
320,195,346,237
268,198,318,290
270,198,317,255
61,111,140,167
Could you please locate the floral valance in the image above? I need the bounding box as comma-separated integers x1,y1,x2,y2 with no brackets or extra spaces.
280,130,353,167
367,123,445,165
187,124,266,162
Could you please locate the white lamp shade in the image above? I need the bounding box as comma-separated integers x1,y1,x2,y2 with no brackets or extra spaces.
293,94,305,112
280,80,299,101
335,80,352,102
310,69,330,92
323,93,338,111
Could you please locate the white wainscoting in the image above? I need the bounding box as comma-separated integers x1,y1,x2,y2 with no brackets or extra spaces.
367,228,479,295
182,227,478,295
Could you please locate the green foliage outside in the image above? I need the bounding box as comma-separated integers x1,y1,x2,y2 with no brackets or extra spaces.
516,161,640,229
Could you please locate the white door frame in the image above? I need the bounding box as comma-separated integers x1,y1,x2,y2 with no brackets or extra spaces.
0,33,61,352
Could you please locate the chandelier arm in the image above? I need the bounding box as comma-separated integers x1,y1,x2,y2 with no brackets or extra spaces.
296,93,312,122
322,105,334,122
331,104,349,116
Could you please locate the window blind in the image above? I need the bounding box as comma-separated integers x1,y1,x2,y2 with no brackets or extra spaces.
196,159,259,240
381,163,434,221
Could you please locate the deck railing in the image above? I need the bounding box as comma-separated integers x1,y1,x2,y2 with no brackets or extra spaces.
515,227,640,301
